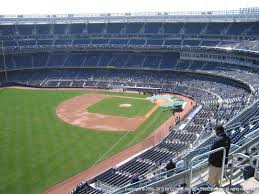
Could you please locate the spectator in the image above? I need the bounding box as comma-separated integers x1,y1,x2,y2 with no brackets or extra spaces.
175,156,185,173
242,160,257,180
208,125,231,187
130,173,140,184
165,159,176,176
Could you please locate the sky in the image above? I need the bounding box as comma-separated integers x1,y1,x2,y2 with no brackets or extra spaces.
0,0,258,15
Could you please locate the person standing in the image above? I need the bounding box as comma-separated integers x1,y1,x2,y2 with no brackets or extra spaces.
208,125,231,187
165,159,176,176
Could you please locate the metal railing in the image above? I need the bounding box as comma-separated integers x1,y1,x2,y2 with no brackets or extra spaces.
251,155,259,178
189,147,226,192
110,131,259,194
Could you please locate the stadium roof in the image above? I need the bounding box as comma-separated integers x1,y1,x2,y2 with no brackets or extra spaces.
0,0,259,15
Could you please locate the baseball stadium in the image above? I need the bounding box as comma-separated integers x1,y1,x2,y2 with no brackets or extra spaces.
0,2,259,194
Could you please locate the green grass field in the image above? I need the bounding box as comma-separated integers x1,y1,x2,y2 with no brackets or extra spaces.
0,89,172,194
87,97,154,117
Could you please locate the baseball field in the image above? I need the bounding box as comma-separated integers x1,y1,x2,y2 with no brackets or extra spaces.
0,88,173,194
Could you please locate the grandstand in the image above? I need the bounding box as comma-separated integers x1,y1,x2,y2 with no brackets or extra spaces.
0,7,259,194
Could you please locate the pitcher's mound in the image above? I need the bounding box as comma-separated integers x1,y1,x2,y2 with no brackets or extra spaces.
119,104,132,108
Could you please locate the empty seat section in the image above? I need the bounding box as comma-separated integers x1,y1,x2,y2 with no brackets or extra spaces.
227,22,252,35
126,23,143,33
206,23,229,34
13,55,32,68
54,39,72,45
184,23,204,34
146,39,163,45
91,39,109,44
18,40,36,46
70,23,86,34
143,55,161,68
160,53,179,69
128,39,145,45
64,54,86,67
3,40,17,47
47,54,67,67
164,23,183,34
37,39,54,46
36,24,51,34
109,39,128,44
0,25,16,35
246,23,259,36
98,53,112,66
182,39,200,46
109,54,127,67
126,55,145,68
87,23,105,34
33,53,49,67
5,55,16,69
53,24,67,34
164,39,182,46
107,23,124,33
144,23,161,33
201,40,219,46
17,25,33,35
73,39,91,45
84,53,100,66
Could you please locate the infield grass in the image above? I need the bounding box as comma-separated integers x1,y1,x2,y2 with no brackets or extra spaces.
0,88,172,194
87,97,155,117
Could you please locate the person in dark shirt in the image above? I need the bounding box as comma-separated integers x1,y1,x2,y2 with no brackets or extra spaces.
165,159,176,176
166,159,176,171
130,173,140,184
207,125,231,187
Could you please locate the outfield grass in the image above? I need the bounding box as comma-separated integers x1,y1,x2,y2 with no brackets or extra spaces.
0,89,172,194
87,97,155,117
